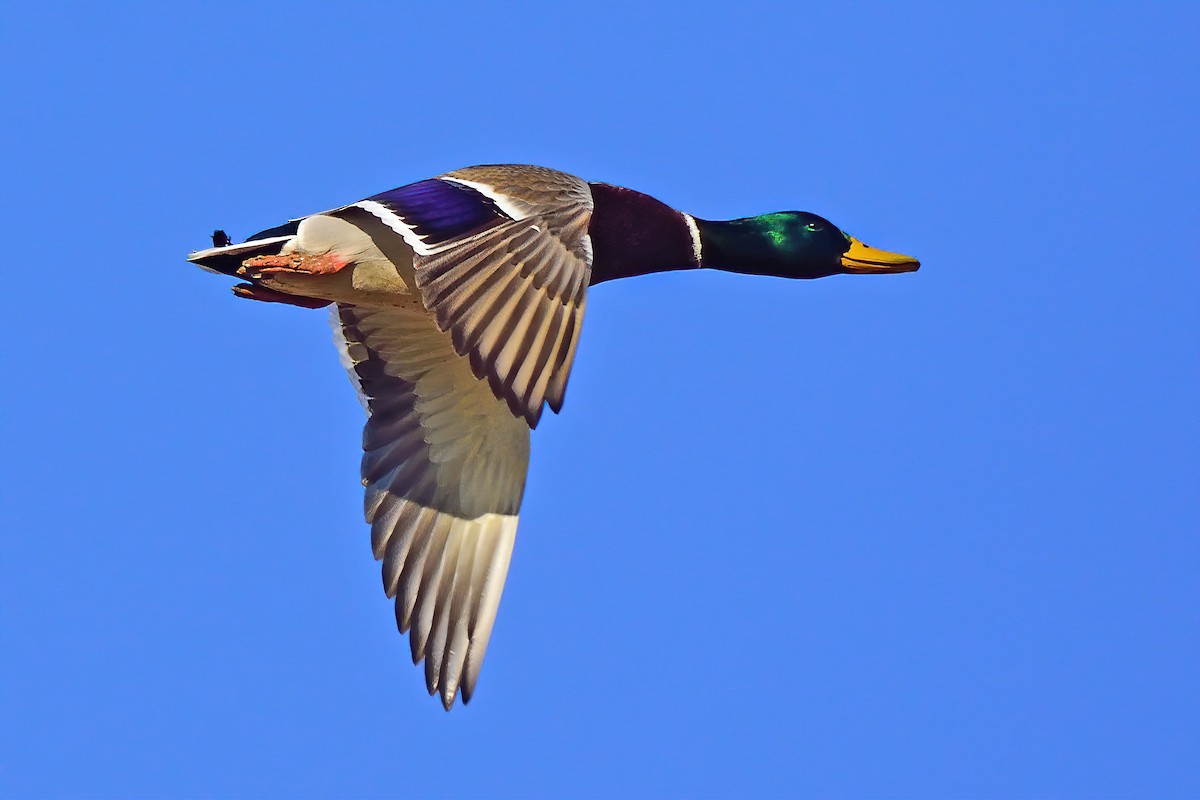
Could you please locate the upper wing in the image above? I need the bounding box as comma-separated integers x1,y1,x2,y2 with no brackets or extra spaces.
337,165,593,426
333,302,531,709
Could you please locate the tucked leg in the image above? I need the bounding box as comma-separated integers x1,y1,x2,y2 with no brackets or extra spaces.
231,283,332,308
238,251,350,278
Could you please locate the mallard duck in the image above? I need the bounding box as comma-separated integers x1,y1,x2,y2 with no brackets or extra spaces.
188,164,919,709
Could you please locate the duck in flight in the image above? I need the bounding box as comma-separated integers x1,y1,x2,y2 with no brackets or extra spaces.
188,164,920,709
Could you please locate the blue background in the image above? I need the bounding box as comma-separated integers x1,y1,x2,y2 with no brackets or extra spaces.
2,2,1197,797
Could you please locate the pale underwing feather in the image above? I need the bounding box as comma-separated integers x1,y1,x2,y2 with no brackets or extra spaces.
333,302,528,709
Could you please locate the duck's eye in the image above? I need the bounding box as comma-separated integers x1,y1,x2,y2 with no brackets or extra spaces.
804,222,823,232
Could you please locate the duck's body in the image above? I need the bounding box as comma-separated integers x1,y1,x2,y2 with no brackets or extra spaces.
188,164,918,709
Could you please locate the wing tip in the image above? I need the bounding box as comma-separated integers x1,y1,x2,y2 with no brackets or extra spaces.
381,510,517,711
546,387,566,415
523,402,544,429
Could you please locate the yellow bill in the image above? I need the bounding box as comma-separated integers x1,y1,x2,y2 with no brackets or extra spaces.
841,236,921,274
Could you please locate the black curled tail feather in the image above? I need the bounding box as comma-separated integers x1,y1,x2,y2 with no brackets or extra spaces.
186,220,302,277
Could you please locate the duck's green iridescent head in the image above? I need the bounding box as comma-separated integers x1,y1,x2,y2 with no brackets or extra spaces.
695,211,920,280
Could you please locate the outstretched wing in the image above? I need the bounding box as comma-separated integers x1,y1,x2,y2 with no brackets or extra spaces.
336,165,593,426
333,303,531,709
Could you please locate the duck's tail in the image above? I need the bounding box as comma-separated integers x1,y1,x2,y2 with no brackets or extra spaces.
186,221,301,276
186,220,332,308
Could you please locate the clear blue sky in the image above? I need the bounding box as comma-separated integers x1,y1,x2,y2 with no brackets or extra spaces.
2,2,1197,798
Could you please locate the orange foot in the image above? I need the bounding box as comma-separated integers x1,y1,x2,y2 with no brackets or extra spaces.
238,251,350,278
232,283,331,309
